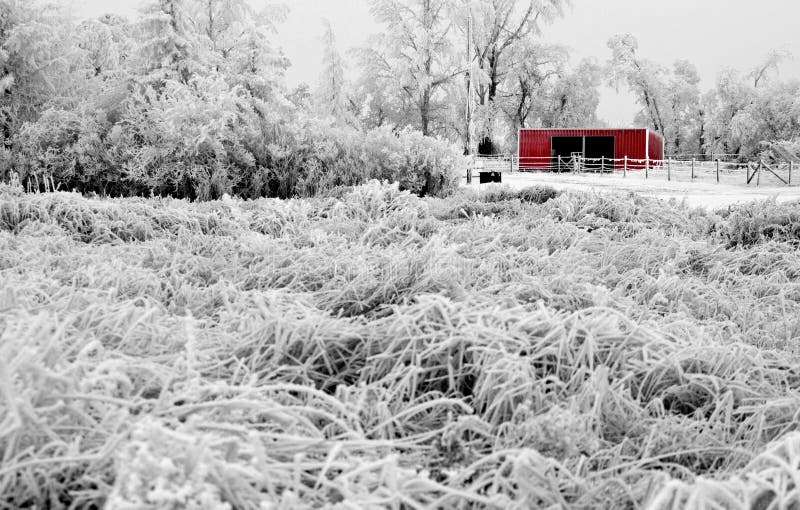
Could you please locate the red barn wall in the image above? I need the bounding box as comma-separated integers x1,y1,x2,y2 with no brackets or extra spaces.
648,130,664,164
518,129,664,170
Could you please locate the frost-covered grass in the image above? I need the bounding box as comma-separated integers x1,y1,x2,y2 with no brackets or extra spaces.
4,181,800,508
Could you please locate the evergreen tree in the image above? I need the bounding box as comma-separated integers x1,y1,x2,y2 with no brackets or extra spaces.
315,19,347,119
137,0,197,85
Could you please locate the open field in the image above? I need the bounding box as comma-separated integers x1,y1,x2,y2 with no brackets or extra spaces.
468,166,800,209
4,182,800,508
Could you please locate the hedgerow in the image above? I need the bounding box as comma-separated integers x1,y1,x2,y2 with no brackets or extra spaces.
3,183,800,508
10,79,463,201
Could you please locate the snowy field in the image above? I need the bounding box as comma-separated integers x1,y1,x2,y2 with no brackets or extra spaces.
466,166,800,209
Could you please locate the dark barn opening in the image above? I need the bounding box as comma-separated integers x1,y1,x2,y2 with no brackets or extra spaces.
584,136,615,171
551,135,615,172
551,136,583,171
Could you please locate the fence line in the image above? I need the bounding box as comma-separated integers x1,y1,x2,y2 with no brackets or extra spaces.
468,155,796,186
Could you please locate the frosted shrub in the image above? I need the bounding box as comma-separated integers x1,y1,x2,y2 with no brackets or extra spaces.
262,119,462,199
11,81,462,200
15,107,108,192
262,116,371,198
362,127,463,197
114,76,258,201
0,146,20,186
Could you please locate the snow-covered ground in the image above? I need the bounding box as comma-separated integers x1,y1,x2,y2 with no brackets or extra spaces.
464,166,800,209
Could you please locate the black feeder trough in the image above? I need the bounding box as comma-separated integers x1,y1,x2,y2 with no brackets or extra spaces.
479,171,502,184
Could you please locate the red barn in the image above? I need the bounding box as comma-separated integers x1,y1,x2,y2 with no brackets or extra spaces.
517,128,664,171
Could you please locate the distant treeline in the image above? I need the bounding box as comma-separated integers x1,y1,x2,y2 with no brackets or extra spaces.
0,1,462,199
0,1,797,198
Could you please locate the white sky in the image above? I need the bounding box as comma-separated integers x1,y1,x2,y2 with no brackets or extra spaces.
69,0,800,126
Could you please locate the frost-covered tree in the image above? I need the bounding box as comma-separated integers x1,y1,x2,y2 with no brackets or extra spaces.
0,1,93,139
540,59,602,128
0,2,132,183
458,0,568,152
666,60,702,155
192,0,252,53
358,0,458,136
501,43,569,131
352,63,414,130
608,34,704,155
315,19,347,119
703,52,799,159
221,21,289,104
137,0,199,84
77,18,129,80
189,0,289,101
695,70,749,157
460,0,566,105
492,44,600,152
729,80,800,158
607,34,668,138
287,82,312,111
750,49,790,88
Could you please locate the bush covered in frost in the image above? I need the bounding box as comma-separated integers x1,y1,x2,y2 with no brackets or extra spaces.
10,78,463,200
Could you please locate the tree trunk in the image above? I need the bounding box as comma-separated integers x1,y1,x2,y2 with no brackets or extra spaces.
698,110,707,159
420,89,431,136
487,50,499,103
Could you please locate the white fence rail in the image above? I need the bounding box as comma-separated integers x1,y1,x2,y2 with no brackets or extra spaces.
468,155,797,186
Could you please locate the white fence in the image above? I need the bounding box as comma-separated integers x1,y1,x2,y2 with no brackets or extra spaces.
468,155,797,186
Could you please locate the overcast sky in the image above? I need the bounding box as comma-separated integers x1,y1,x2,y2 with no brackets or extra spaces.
70,0,800,126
